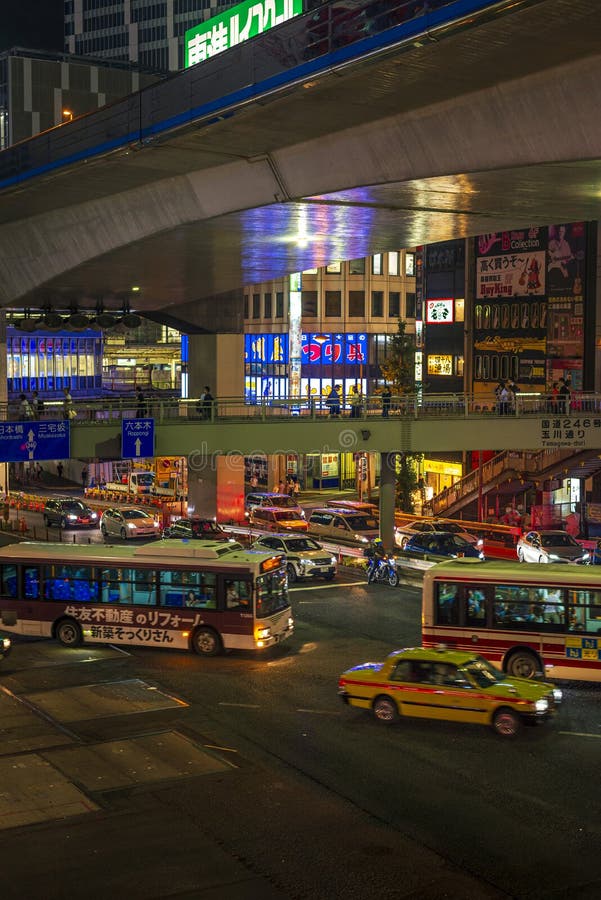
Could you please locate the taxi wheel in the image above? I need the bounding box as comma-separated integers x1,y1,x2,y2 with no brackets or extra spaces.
506,650,538,679
373,695,399,724
120,527,127,540
492,707,521,738
192,627,223,657
55,618,83,647
286,564,298,584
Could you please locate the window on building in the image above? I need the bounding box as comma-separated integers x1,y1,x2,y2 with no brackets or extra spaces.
302,291,318,317
388,292,400,318
264,293,272,319
372,254,383,275
406,292,416,318
371,291,384,317
326,261,341,274
244,295,249,319
325,291,341,317
388,252,399,276
275,292,284,318
455,298,465,323
348,291,365,317
252,294,261,319
349,258,365,275
405,253,415,276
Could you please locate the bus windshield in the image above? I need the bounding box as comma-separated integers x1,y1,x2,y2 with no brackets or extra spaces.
256,570,288,617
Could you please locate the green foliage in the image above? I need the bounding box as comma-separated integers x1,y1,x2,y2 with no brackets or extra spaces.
379,319,416,395
395,453,421,513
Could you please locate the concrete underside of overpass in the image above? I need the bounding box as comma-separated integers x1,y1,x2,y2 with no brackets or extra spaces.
1,0,601,327
71,415,601,459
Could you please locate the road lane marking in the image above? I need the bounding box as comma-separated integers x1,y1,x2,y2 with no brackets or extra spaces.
218,702,260,709
296,708,341,716
290,580,366,592
559,731,601,739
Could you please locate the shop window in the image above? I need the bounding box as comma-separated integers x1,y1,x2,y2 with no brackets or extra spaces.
326,261,341,274
372,254,383,275
405,253,415,276
406,292,416,318
302,291,318,317
325,291,341,317
388,252,399,276
349,291,365,317
349,258,365,275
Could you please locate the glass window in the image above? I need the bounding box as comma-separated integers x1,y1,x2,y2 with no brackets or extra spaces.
388,252,399,276
388,292,400,318
492,584,565,630
568,589,601,633
1,564,17,597
224,578,252,611
435,582,459,625
264,292,272,319
326,261,341,274
275,292,284,318
371,291,383,317
349,258,365,275
158,569,216,609
405,253,415,276
348,291,365,317
406,292,416,318
372,254,383,275
465,588,487,626
302,291,318,317
244,295,249,319
44,565,99,603
252,294,261,319
325,291,341,317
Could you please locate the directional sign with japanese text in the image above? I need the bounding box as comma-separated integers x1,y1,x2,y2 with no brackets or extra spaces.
541,416,601,448
122,418,155,459
0,420,70,462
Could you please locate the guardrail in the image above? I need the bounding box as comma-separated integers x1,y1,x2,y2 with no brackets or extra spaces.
2,391,596,425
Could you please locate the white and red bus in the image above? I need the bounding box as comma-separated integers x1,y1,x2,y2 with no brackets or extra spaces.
0,539,293,656
422,558,601,681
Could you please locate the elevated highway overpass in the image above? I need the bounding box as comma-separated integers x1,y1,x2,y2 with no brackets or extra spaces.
0,0,600,326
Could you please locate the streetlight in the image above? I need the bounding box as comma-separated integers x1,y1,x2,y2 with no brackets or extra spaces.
62,109,73,122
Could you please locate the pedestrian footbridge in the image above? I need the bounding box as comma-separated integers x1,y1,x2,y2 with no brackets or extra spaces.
16,393,601,459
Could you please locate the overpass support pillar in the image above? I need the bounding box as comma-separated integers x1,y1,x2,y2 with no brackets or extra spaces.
185,333,245,521
380,452,396,552
0,313,7,494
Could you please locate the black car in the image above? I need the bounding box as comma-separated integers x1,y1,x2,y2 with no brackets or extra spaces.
164,517,232,540
43,498,99,529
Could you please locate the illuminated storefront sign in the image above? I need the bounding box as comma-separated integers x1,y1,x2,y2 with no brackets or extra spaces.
245,334,289,364
302,333,367,365
425,298,454,324
427,355,453,376
185,0,302,67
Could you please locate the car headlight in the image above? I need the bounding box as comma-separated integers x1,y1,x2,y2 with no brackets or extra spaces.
301,510,306,518
535,699,549,712
2,637,10,650
356,535,368,542
477,538,484,548
548,554,560,561
331,556,337,566
553,688,563,702
91,512,98,519
127,523,136,530
582,552,590,560
67,514,77,520
300,557,312,567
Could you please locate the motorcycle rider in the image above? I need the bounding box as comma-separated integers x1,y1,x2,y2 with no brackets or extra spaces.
368,537,388,579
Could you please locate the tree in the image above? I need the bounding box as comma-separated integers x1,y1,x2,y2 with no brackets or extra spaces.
380,319,420,513
379,319,416,395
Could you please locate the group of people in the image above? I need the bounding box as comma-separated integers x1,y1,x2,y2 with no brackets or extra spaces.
494,379,520,415
547,377,572,414
325,384,392,418
17,388,75,421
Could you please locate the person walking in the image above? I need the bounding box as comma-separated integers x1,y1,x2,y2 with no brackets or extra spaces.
19,393,33,420
349,385,362,419
381,384,391,418
326,385,341,418
31,390,43,420
136,388,146,418
558,377,571,414
62,387,75,420
200,386,214,420
57,461,64,480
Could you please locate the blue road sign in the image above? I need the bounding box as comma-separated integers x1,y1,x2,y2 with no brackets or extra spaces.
0,420,70,463
122,418,155,459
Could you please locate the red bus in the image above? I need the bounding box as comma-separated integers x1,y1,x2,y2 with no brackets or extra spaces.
0,539,293,657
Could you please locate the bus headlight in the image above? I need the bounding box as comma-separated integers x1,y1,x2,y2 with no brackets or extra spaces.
255,626,271,640
534,699,549,713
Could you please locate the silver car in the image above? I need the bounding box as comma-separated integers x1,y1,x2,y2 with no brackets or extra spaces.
517,530,590,564
252,533,337,583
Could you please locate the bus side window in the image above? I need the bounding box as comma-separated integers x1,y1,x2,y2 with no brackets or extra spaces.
24,566,40,599
1,565,18,597
435,583,459,625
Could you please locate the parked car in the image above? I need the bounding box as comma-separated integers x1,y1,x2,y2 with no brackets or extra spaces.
100,507,161,539
43,498,99,529
307,508,380,544
250,506,309,532
395,519,478,549
252,533,337,583
338,646,562,737
164,517,233,540
403,531,484,559
516,530,590,564
245,492,305,518
327,499,379,517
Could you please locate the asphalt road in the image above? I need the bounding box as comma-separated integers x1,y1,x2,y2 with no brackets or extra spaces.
1,574,600,899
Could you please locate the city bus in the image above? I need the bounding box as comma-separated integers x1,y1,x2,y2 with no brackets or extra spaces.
422,558,601,681
0,540,293,657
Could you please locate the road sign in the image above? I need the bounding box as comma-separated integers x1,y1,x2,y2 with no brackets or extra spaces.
122,418,154,459
0,420,70,463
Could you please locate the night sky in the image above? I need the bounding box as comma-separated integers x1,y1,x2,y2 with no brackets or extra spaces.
1,0,64,53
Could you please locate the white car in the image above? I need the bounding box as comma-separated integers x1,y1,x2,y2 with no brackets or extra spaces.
100,507,161,539
395,519,478,550
516,530,590,564
252,533,337,583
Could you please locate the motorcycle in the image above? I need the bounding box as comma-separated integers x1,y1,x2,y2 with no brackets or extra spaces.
366,554,399,587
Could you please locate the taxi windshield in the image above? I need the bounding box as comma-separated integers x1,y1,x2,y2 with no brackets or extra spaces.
461,656,505,688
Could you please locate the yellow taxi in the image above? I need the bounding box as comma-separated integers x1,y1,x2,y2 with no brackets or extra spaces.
338,646,562,738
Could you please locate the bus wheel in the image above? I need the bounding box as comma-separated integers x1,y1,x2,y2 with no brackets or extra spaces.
192,627,222,657
372,695,399,724
55,618,83,647
286,563,298,584
506,650,538,679
493,707,521,738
